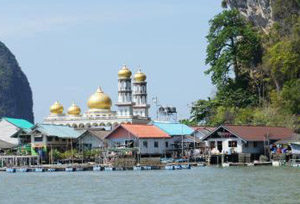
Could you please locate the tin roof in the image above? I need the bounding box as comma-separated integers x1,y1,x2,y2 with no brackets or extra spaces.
107,124,170,139
3,117,34,132
0,139,16,149
32,124,84,139
153,122,194,136
86,130,110,141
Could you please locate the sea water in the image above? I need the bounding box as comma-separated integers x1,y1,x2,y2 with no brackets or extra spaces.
0,167,300,204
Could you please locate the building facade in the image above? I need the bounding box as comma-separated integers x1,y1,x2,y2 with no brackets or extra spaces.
105,124,171,156
203,125,294,155
43,65,151,129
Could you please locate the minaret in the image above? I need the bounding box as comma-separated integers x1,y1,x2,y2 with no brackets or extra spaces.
132,69,150,118
115,65,134,118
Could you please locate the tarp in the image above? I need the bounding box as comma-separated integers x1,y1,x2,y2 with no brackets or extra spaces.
291,143,300,154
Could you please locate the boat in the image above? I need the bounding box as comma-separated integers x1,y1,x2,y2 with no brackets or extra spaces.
93,166,101,171
65,167,74,172
35,168,45,172
104,167,114,171
6,168,15,173
181,164,191,169
142,166,152,170
16,168,28,172
47,168,56,172
173,165,182,170
165,165,174,170
133,166,142,171
75,167,84,171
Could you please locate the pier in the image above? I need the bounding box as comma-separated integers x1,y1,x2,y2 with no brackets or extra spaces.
0,156,39,168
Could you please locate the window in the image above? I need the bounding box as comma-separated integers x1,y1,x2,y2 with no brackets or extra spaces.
143,141,148,148
210,141,215,148
154,141,159,148
47,137,53,142
62,139,66,142
34,137,43,142
244,142,248,148
253,142,257,147
165,141,169,148
228,141,237,148
55,137,59,141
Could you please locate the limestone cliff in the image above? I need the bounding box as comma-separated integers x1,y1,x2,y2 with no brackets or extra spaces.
0,41,34,122
225,0,300,32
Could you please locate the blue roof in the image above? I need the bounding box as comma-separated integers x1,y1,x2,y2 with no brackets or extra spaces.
33,124,84,139
3,117,34,133
153,122,194,136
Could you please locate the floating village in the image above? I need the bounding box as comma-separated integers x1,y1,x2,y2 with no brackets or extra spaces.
0,65,300,173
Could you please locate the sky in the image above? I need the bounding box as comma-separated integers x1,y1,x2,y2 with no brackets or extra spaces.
0,0,222,122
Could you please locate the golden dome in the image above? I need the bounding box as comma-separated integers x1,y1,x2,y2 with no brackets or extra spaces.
87,87,112,110
50,101,64,115
118,65,132,79
134,70,146,82
67,103,81,116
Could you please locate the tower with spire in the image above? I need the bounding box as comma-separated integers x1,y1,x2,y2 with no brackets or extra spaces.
115,65,134,118
132,69,150,119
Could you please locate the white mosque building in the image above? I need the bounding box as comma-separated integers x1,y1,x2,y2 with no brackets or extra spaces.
43,65,150,129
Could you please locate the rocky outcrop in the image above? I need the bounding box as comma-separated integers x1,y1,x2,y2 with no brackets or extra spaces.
0,41,34,122
225,0,300,32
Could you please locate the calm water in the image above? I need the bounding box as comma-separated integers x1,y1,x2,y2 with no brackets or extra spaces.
0,167,300,204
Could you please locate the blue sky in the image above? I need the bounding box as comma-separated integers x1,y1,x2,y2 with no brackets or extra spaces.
0,0,222,122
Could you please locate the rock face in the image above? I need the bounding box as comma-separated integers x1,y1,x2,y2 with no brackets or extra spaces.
0,41,34,122
226,0,300,32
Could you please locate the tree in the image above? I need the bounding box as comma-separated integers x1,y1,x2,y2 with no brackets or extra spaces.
205,9,261,87
263,39,300,92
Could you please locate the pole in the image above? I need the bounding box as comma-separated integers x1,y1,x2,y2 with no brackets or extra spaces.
181,124,184,158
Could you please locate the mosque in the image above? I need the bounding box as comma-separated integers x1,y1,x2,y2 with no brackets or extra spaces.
43,65,151,129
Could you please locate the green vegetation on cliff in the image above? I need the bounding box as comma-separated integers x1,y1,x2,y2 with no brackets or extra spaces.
185,3,300,131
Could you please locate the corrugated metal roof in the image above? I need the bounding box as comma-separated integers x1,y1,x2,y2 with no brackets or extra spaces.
34,124,84,139
3,117,34,132
0,139,16,149
153,122,194,136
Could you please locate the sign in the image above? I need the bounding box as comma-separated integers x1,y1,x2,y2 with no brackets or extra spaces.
217,132,233,138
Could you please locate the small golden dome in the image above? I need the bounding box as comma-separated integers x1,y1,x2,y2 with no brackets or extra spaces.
118,65,132,79
134,70,146,82
87,87,112,110
50,101,64,115
67,103,81,116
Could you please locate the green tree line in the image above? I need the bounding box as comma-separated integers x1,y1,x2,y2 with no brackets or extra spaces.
185,1,300,131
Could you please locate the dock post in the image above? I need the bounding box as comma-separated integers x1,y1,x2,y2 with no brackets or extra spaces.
221,154,224,165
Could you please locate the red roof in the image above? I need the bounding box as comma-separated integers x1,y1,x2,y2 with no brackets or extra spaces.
224,125,294,141
107,124,170,139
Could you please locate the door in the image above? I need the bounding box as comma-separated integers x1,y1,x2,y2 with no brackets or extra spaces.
217,141,223,153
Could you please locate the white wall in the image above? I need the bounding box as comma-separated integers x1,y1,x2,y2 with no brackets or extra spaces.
0,120,19,144
207,138,243,153
207,138,265,154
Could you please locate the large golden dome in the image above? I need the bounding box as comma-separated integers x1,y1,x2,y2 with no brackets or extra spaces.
87,87,112,110
134,70,146,82
67,103,81,116
50,101,64,115
118,65,132,79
